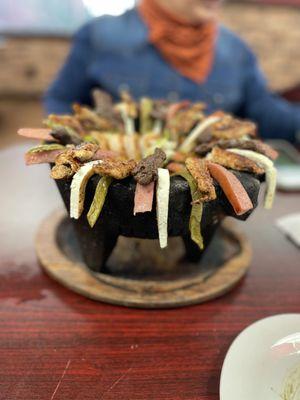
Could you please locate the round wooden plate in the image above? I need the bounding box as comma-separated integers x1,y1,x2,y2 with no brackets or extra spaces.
35,210,252,308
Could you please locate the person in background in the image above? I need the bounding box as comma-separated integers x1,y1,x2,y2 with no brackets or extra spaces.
44,0,300,142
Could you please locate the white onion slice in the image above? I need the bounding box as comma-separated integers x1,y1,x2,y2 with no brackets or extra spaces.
179,116,221,153
229,149,277,209
70,160,102,219
156,168,170,248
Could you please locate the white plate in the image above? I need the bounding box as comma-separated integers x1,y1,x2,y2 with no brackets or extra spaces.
220,314,300,400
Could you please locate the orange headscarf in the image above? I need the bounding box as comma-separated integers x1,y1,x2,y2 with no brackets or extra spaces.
138,0,217,83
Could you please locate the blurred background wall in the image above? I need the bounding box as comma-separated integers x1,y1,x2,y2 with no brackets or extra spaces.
0,0,299,147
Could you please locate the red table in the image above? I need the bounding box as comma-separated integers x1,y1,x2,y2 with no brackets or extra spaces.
0,145,299,400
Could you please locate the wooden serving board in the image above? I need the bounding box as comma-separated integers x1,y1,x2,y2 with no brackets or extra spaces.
35,210,252,308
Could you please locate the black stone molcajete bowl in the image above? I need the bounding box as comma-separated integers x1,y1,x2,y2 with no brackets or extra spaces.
55,172,260,273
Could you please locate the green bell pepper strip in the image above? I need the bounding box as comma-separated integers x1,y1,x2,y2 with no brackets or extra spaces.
176,170,204,250
87,176,113,228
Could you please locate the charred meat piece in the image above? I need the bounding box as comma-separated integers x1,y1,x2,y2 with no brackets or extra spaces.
246,140,278,160
210,114,256,139
185,157,216,202
51,127,82,146
132,148,166,185
195,141,216,156
94,158,137,180
209,147,264,175
196,139,278,160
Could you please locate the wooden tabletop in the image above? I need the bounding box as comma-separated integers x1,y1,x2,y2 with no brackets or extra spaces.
0,145,299,400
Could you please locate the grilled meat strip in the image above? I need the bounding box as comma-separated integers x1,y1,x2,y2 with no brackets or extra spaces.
132,148,166,185
185,157,216,202
209,114,256,140
51,143,99,179
51,127,83,146
94,158,137,180
208,147,264,175
195,139,278,160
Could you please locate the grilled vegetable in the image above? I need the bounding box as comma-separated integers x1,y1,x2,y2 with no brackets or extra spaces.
156,168,170,248
87,176,113,227
229,149,277,209
179,115,221,153
70,160,101,219
177,170,204,250
140,98,153,134
27,144,65,153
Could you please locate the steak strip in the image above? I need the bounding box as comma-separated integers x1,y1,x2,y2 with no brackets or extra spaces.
132,148,166,185
94,158,137,180
208,147,264,175
210,114,256,139
185,157,216,202
195,139,278,160
51,128,82,146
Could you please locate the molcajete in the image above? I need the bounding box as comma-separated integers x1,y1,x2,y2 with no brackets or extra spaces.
20,91,277,282
55,171,260,272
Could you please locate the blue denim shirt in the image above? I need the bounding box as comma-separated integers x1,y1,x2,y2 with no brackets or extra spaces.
44,9,300,141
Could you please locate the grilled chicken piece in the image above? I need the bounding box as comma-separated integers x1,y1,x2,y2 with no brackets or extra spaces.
209,147,264,175
185,157,216,202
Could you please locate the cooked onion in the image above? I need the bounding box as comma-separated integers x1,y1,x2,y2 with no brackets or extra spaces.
229,149,277,209
156,168,170,248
